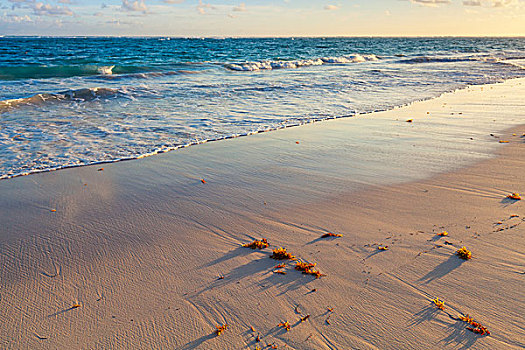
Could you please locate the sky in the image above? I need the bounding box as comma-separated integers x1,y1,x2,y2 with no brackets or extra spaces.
0,0,524,37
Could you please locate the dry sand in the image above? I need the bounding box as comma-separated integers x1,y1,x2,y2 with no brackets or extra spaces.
0,78,524,349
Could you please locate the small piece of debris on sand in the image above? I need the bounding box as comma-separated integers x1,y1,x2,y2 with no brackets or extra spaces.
321,233,343,238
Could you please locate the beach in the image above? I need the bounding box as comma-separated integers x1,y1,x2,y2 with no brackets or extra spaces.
0,77,524,349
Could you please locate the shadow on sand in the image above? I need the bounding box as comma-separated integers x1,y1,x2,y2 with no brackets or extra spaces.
190,247,318,299
47,306,81,318
501,197,521,207
306,235,342,245
418,255,465,284
429,235,446,243
260,268,318,296
441,319,481,350
364,248,389,260
407,305,441,328
202,246,255,268
180,333,216,350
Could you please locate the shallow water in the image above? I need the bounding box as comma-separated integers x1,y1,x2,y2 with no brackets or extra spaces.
0,37,524,179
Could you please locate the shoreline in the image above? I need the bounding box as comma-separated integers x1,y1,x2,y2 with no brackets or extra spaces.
1,76,523,181
0,77,524,349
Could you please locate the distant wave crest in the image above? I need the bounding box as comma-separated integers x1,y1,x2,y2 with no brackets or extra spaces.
401,55,525,67
224,54,380,71
0,64,148,80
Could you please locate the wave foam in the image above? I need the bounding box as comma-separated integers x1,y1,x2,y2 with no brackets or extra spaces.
0,87,122,112
97,65,115,75
0,64,149,80
401,55,525,68
225,54,379,71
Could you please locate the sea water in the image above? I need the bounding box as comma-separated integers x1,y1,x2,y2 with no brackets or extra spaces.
0,37,524,179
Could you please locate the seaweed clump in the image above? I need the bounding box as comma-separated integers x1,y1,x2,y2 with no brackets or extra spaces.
460,314,490,336
456,247,472,260
295,261,316,272
270,247,296,260
243,238,269,250
295,261,325,278
278,321,290,331
507,193,521,200
321,233,343,238
433,298,445,310
215,324,228,336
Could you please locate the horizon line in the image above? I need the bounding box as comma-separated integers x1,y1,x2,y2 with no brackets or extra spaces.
1,35,525,39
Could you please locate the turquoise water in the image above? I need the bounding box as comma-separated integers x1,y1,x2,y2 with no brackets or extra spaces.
1,37,524,179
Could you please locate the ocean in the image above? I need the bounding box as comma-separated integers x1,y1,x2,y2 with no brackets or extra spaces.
0,37,524,180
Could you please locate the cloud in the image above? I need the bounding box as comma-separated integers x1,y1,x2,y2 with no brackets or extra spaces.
8,0,31,4
324,4,339,10
121,0,147,13
232,3,246,11
164,0,185,3
410,0,451,7
1,13,33,23
105,18,135,26
32,2,74,16
463,0,518,6
197,0,215,14
7,0,74,16
8,0,33,10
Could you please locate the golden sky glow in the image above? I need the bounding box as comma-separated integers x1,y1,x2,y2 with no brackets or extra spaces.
0,0,524,36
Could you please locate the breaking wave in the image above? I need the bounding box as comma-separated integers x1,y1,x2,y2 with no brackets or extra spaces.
0,64,150,80
224,54,379,71
401,55,525,66
0,87,123,112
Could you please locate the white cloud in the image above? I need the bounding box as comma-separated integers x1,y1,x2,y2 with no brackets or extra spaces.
233,3,246,12
324,4,339,10
197,0,215,14
164,0,185,3
8,0,31,6
6,0,74,16
463,0,518,6
106,18,134,25
1,13,32,22
410,0,451,7
32,2,74,16
121,0,147,13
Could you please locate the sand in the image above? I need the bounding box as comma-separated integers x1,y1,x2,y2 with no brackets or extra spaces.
0,78,524,349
